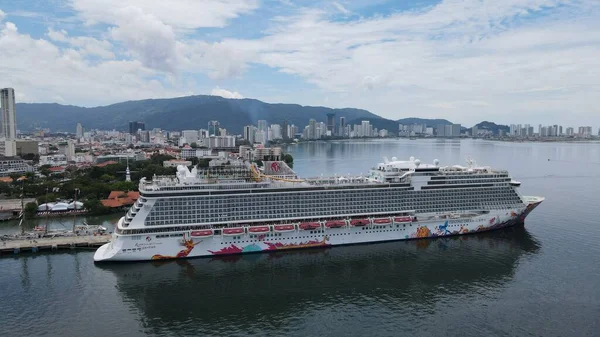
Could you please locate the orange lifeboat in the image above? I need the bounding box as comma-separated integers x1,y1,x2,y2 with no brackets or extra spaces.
350,219,370,226
325,220,346,228
394,216,413,223
190,229,213,237
274,224,295,232
299,222,321,230
223,227,245,236
373,218,391,225
248,226,270,233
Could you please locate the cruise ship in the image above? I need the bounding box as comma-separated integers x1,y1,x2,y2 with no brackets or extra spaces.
94,157,544,262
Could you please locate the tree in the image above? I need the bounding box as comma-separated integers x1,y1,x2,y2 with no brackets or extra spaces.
198,158,211,168
83,199,112,215
282,153,294,168
9,173,22,184
39,165,52,177
36,193,58,205
24,172,35,180
100,174,116,182
24,202,38,217
186,157,199,166
190,142,198,148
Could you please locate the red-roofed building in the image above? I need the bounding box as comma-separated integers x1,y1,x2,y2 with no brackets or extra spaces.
101,191,139,208
95,161,119,167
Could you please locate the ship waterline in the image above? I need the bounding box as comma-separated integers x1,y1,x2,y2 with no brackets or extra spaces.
94,157,544,262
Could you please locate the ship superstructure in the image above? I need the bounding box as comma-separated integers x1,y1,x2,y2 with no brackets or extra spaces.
94,157,543,261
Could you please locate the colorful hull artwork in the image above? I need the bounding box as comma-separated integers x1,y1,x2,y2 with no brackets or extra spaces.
94,199,544,262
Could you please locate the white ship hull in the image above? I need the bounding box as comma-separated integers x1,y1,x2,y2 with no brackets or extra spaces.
94,198,543,262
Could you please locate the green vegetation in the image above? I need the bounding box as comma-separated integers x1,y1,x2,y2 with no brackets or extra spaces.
0,154,178,213
24,202,38,217
282,153,294,168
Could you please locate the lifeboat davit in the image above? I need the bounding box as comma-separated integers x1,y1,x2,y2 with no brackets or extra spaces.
274,224,295,232
190,229,213,237
300,222,321,230
373,218,391,225
350,219,370,226
394,216,413,223
223,227,245,236
325,220,346,228
248,226,270,233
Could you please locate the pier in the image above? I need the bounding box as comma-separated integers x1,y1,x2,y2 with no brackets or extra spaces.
0,234,110,256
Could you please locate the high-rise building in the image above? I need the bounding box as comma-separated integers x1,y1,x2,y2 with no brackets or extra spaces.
308,119,317,140
326,113,336,133
566,127,574,136
76,123,84,138
339,117,346,137
282,120,289,140
244,125,256,144
207,121,220,136
361,121,371,137
257,120,268,133
182,130,199,145
270,124,282,140
129,121,145,134
0,88,17,140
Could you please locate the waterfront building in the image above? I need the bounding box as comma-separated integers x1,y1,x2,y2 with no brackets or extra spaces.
327,113,336,133
0,88,17,140
270,124,282,140
282,121,289,140
566,127,574,136
308,119,317,140
339,117,346,137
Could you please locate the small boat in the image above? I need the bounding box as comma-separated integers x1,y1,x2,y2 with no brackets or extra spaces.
248,226,270,233
299,222,321,230
510,180,521,187
222,227,245,236
33,225,46,232
394,216,413,223
350,219,370,226
325,220,346,228
373,218,391,225
190,230,213,237
274,224,295,232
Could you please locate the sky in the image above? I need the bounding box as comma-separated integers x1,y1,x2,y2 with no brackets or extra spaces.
0,0,599,127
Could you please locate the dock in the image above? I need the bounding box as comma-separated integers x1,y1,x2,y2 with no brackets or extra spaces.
0,234,111,256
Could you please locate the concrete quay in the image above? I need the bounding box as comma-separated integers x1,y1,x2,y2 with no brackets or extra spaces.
0,234,110,256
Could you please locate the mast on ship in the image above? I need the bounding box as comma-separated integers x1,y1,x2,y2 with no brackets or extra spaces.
19,179,25,235
44,187,49,235
72,188,79,234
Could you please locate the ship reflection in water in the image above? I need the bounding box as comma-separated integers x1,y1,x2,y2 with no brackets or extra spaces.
98,226,540,336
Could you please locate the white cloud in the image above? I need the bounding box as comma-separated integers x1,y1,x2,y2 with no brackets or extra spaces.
70,0,258,29
0,22,189,105
47,28,69,42
2,0,600,127
108,6,178,71
0,9,5,21
332,2,351,15
211,87,243,99
47,28,114,59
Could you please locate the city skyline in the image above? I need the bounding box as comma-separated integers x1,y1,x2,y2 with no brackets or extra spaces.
0,1,599,126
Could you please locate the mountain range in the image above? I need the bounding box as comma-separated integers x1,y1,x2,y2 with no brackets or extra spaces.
16,95,457,133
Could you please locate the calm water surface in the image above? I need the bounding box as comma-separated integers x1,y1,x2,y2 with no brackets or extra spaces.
1,139,599,337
